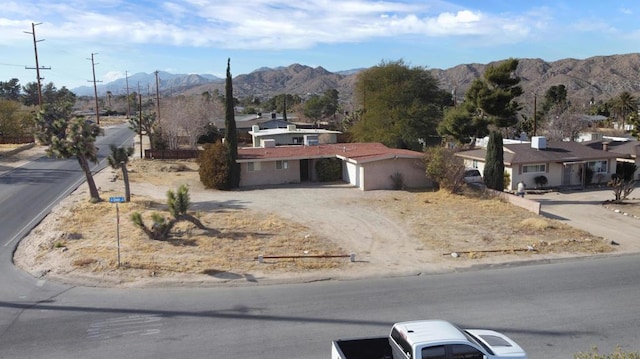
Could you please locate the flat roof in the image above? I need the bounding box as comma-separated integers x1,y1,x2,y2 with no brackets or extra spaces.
249,128,341,137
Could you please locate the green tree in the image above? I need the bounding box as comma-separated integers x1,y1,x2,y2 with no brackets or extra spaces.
483,131,505,191
35,101,103,202
107,144,134,202
128,111,157,150
541,84,568,114
303,94,324,125
467,59,523,132
22,82,39,107
437,102,490,147
610,91,638,131
0,78,21,101
130,185,205,241
350,59,450,150
224,58,240,189
0,99,32,137
263,94,302,114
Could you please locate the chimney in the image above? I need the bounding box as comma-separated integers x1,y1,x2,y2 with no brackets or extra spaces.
602,141,609,152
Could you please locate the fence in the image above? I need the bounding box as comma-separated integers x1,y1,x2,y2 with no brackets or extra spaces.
0,136,34,144
144,149,201,160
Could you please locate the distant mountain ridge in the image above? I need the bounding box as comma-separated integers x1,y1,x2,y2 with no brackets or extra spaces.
73,54,640,117
72,71,223,97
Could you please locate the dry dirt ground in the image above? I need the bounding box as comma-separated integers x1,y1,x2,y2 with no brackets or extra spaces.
3,128,636,288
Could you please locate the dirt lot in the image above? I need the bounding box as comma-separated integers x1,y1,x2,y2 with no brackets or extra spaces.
10,142,625,288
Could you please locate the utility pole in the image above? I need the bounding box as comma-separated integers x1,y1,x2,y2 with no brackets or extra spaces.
139,92,143,159
88,53,102,125
24,22,51,109
137,82,143,158
124,71,131,118
155,70,161,125
533,94,537,137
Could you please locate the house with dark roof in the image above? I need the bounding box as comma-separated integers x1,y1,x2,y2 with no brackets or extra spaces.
455,136,620,190
582,137,640,180
237,142,430,190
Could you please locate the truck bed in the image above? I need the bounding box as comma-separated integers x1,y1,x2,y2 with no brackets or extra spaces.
332,337,392,359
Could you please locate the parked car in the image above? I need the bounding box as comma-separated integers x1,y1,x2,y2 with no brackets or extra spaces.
463,169,483,184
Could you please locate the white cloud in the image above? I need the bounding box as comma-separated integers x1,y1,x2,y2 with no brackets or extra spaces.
0,1,546,50
103,71,125,82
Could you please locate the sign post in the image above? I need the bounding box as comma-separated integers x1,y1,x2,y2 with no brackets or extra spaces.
109,197,125,267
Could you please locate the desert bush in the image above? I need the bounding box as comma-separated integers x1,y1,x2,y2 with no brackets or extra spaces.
316,158,342,182
574,346,640,358
424,146,465,193
503,171,511,190
608,177,636,202
534,175,548,188
198,142,229,189
616,162,638,182
390,172,405,190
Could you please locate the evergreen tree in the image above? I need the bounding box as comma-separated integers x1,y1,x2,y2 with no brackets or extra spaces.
224,58,240,189
483,131,505,191
466,59,523,133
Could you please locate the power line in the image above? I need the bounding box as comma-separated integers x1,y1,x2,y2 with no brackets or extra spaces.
24,22,51,109
87,53,103,125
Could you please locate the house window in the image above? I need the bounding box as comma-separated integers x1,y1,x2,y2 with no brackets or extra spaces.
588,160,608,173
472,160,479,169
247,162,261,172
276,160,288,170
292,137,304,144
522,164,546,173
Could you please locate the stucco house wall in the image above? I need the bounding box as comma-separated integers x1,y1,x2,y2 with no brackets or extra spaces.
240,160,301,187
350,157,429,191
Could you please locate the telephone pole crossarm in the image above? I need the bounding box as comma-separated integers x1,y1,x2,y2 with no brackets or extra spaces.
24,22,51,109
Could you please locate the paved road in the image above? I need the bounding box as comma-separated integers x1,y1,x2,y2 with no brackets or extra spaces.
1,255,639,358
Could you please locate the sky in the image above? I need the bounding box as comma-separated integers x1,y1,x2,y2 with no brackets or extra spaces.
2,0,640,91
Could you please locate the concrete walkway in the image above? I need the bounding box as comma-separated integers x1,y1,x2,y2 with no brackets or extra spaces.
527,188,640,253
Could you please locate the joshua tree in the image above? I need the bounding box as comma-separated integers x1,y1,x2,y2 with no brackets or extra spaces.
107,144,134,202
130,185,205,241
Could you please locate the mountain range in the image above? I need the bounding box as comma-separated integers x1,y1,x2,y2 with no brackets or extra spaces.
72,53,640,116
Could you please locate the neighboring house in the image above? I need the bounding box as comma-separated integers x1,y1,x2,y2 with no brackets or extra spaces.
456,136,620,190
212,113,300,133
237,142,430,190
249,124,340,147
583,137,640,180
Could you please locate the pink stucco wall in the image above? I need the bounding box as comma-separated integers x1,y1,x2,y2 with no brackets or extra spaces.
240,160,301,187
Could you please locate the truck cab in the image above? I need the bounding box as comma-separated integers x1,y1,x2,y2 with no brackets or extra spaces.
389,320,527,359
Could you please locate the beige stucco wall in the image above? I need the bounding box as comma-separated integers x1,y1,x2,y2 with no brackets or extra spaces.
240,160,301,187
359,157,429,191
256,133,337,147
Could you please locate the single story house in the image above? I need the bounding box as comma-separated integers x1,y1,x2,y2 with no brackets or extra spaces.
583,137,640,180
237,142,430,190
456,136,621,190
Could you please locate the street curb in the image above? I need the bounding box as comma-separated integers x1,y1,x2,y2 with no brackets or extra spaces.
0,143,35,158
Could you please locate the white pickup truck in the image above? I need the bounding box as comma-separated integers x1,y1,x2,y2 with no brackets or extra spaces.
331,319,527,359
